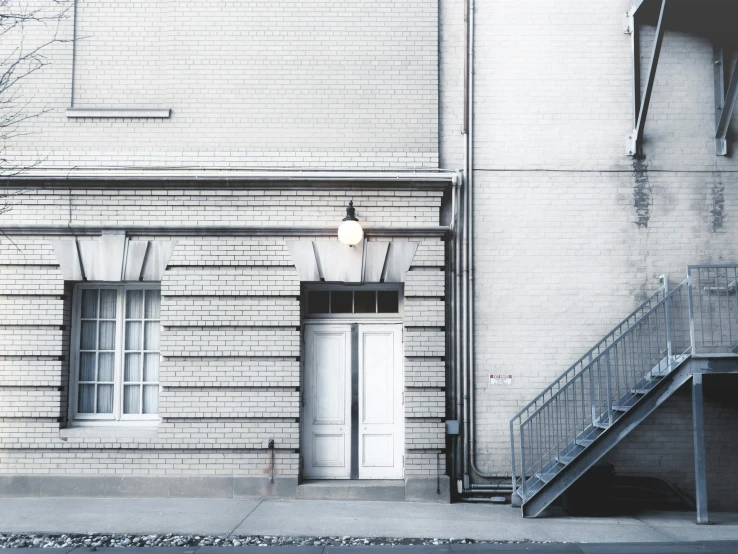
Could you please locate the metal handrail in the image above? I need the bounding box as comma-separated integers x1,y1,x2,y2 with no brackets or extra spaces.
509,284,667,424
520,280,688,426
510,278,693,498
509,282,667,493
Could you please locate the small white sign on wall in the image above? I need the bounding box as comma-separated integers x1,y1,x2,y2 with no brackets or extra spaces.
490,374,513,387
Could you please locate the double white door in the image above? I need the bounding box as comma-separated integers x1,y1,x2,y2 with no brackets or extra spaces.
302,324,403,479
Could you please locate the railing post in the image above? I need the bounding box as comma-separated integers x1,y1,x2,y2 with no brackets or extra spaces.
588,354,596,424
520,425,527,498
510,420,517,495
664,292,673,368
688,266,697,355
605,351,613,426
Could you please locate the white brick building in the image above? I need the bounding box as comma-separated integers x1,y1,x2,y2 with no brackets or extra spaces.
1,0,737,513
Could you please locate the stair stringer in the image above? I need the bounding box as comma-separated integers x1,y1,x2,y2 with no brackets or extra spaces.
521,356,696,517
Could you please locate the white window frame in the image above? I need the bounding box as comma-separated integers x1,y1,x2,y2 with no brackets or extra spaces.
69,282,162,427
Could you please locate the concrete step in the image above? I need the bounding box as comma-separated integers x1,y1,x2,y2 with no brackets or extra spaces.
297,479,406,501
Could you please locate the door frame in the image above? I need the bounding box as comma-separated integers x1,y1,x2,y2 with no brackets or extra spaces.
301,292,404,480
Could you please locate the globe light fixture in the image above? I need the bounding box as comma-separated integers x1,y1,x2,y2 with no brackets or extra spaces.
338,200,364,246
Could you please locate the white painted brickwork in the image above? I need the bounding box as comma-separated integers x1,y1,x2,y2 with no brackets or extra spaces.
404,299,445,328
160,389,299,419
1,189,443,228
162,297,300,327
0,297,64,326
0,450,299,476
404,359,445,388
168,240,292,267
0,390,61,418
162,268,300,297
0,360,65,388
405,330,445,358
4,0,438,170
161,359,299,388
405,389,444,419
405,270,445,297
0,238,57,265
0,186,446,485
0,268,64,295
161,328,300,358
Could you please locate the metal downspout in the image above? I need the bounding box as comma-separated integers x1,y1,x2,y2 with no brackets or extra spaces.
463,0,511,487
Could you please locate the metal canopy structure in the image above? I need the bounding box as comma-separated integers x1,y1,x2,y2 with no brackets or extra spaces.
626,0,738,156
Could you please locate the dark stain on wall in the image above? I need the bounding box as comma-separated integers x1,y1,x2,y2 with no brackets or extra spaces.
632,159,651,228
712,176,725,233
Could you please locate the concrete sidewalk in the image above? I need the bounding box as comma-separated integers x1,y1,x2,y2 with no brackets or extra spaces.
2,498,738,544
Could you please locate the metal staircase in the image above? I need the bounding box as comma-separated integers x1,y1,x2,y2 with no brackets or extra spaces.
510,265,738,518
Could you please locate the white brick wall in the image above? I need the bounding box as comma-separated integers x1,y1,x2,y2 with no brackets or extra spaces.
470,0,738,508
4,0,439,170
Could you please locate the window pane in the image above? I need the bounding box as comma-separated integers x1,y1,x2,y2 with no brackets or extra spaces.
331,291,352,313
79,352,96,382
308,291,329,314
124,385,140,414
99,321,116,350
78,384,95,413
145,290,161,319
98,352,115,382
125,321,142,350
126,290,143,319
144,353,160,382
96,384,114,413
124,353,141,382
81,289,98,318
378,291,399,313
144,321,160,350
354,291,376,313
142,385,159,414
99,289,117,319
80,321,97,350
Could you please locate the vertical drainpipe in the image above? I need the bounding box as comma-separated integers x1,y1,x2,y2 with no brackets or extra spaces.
460,0,474,492
463,0,510,487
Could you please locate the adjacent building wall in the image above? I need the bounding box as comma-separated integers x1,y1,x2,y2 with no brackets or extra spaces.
471,0,738,508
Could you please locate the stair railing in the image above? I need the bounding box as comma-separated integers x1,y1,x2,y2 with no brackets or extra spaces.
509,282,668,497
511,280,691,500
688,264,738,356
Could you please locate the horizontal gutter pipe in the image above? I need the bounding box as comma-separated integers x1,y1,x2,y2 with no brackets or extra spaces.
3,169,458,185
0,225,450,238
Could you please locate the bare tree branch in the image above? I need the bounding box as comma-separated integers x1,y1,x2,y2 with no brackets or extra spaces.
1,0,72,218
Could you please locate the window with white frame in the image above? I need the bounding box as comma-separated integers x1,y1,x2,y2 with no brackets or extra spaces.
71,284,161,424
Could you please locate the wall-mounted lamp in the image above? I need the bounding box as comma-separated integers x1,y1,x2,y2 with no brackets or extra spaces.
338,200,364,246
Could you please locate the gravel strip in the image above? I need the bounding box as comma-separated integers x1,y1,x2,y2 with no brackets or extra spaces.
0,534,543,549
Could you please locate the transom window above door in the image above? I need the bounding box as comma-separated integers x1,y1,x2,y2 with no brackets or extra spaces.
70,284,161,425
304,286,401,317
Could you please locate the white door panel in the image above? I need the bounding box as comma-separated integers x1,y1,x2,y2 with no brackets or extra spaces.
358,324,403,479
303,325,351,479
302,323,403,480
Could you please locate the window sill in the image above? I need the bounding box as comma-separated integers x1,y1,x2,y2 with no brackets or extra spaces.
60,425,158,440
66,108,171,119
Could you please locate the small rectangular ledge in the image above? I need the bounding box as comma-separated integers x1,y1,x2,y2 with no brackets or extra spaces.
66,108,171,119
60,426,158,439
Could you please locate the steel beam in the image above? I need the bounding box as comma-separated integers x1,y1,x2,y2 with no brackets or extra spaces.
627,0,666,156
715,47,738,156
630,0,651,16
692,373,709,524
